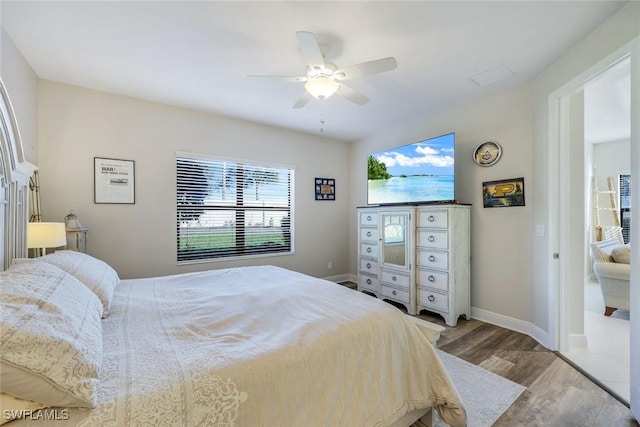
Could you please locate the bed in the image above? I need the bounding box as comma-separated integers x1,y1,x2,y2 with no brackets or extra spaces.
1,253,465,426
0,79,465,426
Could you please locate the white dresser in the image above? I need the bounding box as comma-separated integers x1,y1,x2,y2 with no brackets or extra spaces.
415,205,470,326
357,204,470,325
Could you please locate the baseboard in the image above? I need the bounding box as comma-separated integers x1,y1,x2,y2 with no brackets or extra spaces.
471,307,532,336
569,333,588,349
323,273,354,283
530,324,552,349
471,307,552,349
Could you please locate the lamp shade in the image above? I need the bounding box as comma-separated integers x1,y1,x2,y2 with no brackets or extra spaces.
27,222,67,249
304,76,339,100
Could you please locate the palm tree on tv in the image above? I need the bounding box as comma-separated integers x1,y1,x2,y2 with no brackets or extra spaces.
368,156,391,180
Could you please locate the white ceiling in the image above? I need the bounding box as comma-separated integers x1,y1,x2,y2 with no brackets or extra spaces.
585,59,631,144
1,1,628,142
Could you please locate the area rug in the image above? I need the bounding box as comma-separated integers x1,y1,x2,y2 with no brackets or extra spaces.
431,350,526,427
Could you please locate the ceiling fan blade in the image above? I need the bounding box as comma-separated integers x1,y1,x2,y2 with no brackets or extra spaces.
293,91,313,109
336,84,369,105
334,57,397,80
247,75,306,83
296,31,325,69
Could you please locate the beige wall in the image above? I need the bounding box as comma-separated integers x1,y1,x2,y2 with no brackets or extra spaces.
37,81,351,279
1,28,39,164
349,83,534,323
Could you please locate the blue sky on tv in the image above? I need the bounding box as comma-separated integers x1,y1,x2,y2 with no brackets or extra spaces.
373,133,455,176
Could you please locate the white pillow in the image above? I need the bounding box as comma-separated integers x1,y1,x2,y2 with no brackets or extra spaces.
0,261,103,408
38,251,119,318
0,393,46,425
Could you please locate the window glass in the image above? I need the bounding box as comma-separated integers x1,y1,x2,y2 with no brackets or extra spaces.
176,153,294,262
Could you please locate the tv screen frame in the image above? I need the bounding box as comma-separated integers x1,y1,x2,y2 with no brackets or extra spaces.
367,132,456,206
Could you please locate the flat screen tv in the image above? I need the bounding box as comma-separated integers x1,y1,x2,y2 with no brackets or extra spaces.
367,132,455,205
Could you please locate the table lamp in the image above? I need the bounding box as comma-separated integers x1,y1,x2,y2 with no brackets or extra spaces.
27,222,66,257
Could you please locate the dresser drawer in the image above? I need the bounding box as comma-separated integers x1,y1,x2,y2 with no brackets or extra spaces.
418,289,449,313
359,275,379,293
416,230,448,249
381,270,410,289
417,249,448,270
359,258,379,275
360,227,379,242
417,268,448,292
382,285,410,304
417,209,448,228
359,211,379,226
360,242,378,258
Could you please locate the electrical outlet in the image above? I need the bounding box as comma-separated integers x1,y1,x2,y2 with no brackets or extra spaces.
328,261,333,270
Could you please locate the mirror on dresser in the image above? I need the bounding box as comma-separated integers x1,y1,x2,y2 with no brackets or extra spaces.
381,213,408,268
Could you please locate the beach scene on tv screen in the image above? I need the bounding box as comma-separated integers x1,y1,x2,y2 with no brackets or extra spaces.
368,133,455,204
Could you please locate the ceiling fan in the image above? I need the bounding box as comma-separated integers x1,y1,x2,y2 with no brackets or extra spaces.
248,31,397,108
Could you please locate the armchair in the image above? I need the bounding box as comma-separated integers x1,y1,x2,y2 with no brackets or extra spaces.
590,239,630,316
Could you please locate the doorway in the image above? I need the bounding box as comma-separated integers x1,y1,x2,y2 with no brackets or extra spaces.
550,38,638,419
561,58,631,403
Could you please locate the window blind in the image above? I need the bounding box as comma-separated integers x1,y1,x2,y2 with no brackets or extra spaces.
619,174,630,244
176,153,294,262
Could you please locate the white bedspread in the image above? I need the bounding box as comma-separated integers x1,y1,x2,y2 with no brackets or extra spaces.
12,265,465,426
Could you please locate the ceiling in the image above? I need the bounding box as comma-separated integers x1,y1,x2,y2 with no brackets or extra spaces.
585,59,631,144
1,1,628,142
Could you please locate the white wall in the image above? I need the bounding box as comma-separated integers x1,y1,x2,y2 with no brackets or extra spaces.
592,138,631,229
0,28,38,164
38,81,351,279
349,83,534,323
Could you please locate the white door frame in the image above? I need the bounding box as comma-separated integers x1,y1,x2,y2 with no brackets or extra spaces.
548,38,638,418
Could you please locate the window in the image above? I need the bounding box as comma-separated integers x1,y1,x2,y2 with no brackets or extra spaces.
619,174,630,244
176,152,294,263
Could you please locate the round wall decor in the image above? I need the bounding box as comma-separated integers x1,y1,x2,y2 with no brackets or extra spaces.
473,141,502,167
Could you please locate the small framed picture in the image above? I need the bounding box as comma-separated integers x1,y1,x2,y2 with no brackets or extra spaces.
315,178,335,201
482,177,525,208
94,157,135,204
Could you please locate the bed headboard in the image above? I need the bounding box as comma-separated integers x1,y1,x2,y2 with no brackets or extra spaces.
0,78,37,270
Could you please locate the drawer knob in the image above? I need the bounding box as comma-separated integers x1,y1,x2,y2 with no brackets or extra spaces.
428,215,435,222
392,290,397,296
366,231,372,237
366,247,372,253
366,215,372,221
366,262,371,269
366,278,372,285
428,275,435,282
392,276,397,281
428,235,436,242
428,295,435,302
428,255,436,262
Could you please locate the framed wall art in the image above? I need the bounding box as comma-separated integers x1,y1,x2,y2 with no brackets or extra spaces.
482,177,525,208
94,157,135,204
315,178,335,201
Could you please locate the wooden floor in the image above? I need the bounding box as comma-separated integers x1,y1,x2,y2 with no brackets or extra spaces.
416,312,638,427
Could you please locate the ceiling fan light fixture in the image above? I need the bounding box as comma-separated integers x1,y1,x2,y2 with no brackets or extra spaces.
305,76,339,100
